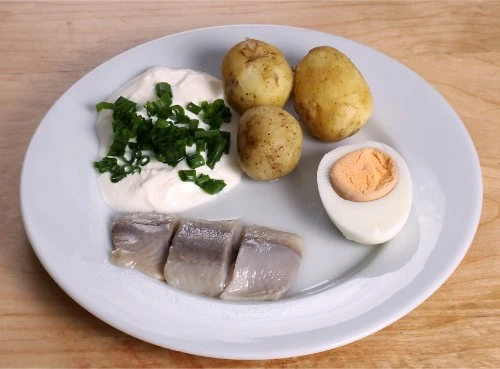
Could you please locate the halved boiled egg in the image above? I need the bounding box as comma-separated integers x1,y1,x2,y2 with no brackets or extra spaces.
317,141,413,245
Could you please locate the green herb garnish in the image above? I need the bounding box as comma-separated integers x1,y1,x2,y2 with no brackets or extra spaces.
195,173,226,194
186,153,205,169
155,82,173,99
186,102,202,115
196,139,206,153
93,81,232,194
177,170,226,194
206,135,228,169
189,119,199,132
151,119,187,166
195,173,210,186
194,129,220,139
95,102,115,112
93,150,149,183
199,99,232,129
178,169,197,182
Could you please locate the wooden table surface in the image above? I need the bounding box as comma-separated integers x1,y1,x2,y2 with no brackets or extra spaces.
1,1,499,367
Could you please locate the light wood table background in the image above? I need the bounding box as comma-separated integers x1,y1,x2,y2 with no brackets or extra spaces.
1,1,499,368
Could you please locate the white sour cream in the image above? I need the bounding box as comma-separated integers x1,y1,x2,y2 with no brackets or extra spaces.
95,67,242,213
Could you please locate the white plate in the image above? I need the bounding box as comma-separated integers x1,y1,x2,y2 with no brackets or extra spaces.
20,25,482,359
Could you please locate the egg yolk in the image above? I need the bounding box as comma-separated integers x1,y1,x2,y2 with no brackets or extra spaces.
330,147,399,202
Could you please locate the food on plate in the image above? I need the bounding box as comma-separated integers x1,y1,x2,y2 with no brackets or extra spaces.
237,105,303,180
221,38,294,114
93,67,242,213
109,213,303,301
111,213,179,280
293,46,373,142
317,141,412,245
164,218,242,297
98,45,404,303
330,147,398,202
220,225,303,301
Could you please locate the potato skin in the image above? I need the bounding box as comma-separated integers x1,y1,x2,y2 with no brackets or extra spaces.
293,46,373,142
237,105,303,181
221,39,293,115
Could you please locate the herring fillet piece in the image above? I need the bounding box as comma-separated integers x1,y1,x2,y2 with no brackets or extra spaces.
164,218,241,297
220,225,303,301
110,213,178,280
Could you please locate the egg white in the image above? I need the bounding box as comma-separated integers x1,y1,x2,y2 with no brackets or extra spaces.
317,141,413,245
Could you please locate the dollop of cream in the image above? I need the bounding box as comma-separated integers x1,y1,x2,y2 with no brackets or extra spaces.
95,67,242,213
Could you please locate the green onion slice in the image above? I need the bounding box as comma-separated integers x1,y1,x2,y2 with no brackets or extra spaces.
110,172,126,183
186,102,202,114
198,178,226,195
122,164,134,174
194,129,220,139
178,169,197,182
186,153,205,169
155,82,173,98
195,173,211,185
170,105,185,117
138,155,150,166
206,138,227,169
96,102,115,112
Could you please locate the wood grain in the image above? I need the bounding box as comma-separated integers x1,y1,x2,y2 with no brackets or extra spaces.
1,1,499,367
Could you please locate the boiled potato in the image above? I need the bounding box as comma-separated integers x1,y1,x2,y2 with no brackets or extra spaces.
237,105,302,181
293,46,373,142
221,39,293,115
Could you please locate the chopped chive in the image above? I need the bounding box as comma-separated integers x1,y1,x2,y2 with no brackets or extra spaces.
206,138,226,169
178,169,197,182
122,150,137,165
207,117,223,130
189,119,199,131
122,164,134,174
186,102,202,114
96,102,115,112
179,126,189,137
195,173,210,185
154,97,172,118
144,101,157,116
107,126,132,157
132,149,142,159
159,93,173,105
213,99,224,108
194,129,220,139
93,157,118,174
138,155,150,166
175,114,191,124
196,139,206,153
155,118,171,129
128,142,139,150
112,96,137,121
170,105,185,117
155,82,173,98
110,172,126,183
198,178,226,195
186,153,205,169
220,131,231,154
199,98,232,129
